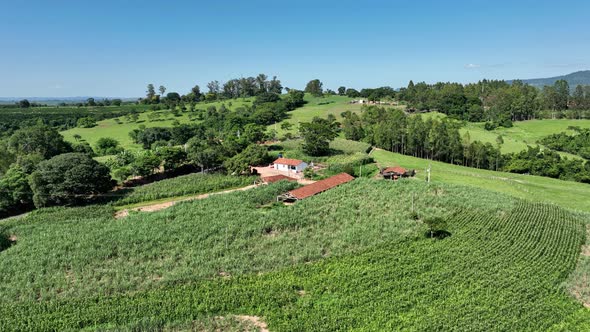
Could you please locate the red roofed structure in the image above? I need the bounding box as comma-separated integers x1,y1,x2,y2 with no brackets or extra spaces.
261,174,298,184
273,158,308,174
274,158,304,166
382,167,407,175
381,166,415,180
280,173,354,201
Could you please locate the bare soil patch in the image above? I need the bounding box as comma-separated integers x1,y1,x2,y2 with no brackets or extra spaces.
234,315,269,332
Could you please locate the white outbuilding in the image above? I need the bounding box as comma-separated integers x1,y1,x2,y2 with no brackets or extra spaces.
273,158,308,174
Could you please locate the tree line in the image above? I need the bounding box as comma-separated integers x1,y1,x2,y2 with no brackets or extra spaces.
140,73,284,106
397,79,590,126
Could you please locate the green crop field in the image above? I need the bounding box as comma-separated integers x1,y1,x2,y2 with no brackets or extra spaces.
111,173,256,208
60,99,253,150
1,179,589,330
372,148,590,213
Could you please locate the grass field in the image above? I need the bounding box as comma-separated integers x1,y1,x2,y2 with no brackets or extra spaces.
274,95,366,136
464,118,590,156
372,148,590,213
60,99,253,150
0,179,588,330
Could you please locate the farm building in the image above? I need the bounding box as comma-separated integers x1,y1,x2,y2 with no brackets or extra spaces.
381,166,416,180
278,173,354,201
273,158,308,173
261,174,298,184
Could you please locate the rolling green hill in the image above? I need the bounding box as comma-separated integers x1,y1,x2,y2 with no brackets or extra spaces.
60,99,253,150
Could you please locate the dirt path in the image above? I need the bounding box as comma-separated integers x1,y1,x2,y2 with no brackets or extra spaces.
115,185,258,219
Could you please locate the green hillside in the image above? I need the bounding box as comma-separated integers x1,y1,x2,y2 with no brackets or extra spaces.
372,149,590,213
60,99,253,150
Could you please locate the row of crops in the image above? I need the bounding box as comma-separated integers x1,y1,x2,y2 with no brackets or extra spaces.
0,179,588,330
111,173,256,206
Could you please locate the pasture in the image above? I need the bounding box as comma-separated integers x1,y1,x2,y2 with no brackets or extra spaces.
372,148,590,213
60,99,253,150
0,179,588,330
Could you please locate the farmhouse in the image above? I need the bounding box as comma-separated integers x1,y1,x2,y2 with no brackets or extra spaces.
381,166,415,180
279,173,354,201
273,158,308,173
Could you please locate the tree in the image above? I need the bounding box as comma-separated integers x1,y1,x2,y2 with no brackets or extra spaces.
86,98,96,106
0,165,33,209
29,153,113,207
223,144,270,175
77,117,97,128
131,152,162,177
8,125,71,159
255,73,268,95
345,88,360,98
305,79,324,97
146,84,156,101
572,85,585,110
299,116,339,156
95,137,122,156
112,99,122,106
207,80,221,96
268,76,283,94
186,137,225,173
338,86,346,96
18,99,31,108
554,79,570,111
130,127,172,149
284,89,305,110
424,216,448,239
159,85,166,96
154,146,187,171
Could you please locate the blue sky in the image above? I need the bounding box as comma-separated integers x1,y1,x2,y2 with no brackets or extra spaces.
1,0,589,97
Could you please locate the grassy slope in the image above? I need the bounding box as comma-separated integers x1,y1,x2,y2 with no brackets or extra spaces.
423,111,590,156
0,180,588,330
465,118,590,157
274,95,362,136
372,149,590,213
60,99,253,150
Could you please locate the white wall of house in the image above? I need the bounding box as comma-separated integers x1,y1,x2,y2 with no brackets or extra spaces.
274,162,308,173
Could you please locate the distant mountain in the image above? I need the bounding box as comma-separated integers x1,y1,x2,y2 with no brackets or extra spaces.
509,70,590,88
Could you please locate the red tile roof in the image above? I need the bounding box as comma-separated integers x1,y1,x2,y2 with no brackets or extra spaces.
288,173,354,200
274,158,304,166
382,166,407,174
262,175,298,183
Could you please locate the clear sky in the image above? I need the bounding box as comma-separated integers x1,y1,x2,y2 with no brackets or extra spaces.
1,0,589,97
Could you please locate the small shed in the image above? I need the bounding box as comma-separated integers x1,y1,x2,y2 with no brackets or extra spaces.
381,166,415,180
273,158,308,173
